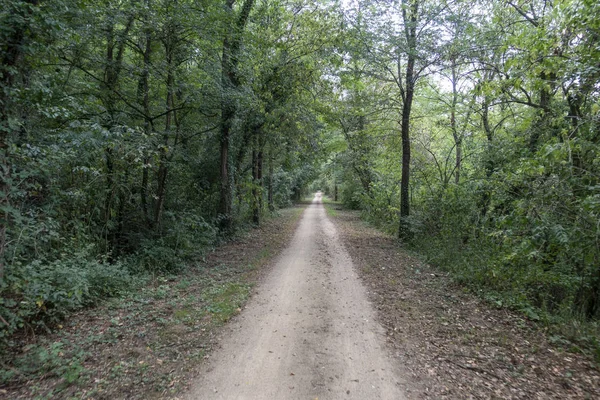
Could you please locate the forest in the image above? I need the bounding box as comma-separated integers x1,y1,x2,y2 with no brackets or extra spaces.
1,0,599,352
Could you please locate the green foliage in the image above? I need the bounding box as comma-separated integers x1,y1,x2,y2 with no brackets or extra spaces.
129,240,185,275
1,339,88,387
338,178,363,210
4,0,596,361
402,135,600,321
1,249,132,339
0,0,333,344
129,212,217,274
327,0,600,345
359,181,400,234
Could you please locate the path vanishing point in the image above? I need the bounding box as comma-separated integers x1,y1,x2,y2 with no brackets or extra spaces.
185,193,406,400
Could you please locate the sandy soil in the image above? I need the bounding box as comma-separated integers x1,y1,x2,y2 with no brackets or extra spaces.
185,194,407,399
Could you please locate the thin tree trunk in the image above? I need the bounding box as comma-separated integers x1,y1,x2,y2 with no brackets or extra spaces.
257,147,263,214
218,0,255,232
268,150,274,211
0,0,38,282
103,24,116,234
529,71,553,152
252,132,263,225
398,0,418,240
450,58,461,184
252,138,259,225
103,14,134,246
154,48,175,227
137,2,153,228
0,107,8,277
479,94,494,217
233,122,254,208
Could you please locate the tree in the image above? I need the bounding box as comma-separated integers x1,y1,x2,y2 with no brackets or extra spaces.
0,0,41,283
342,0,446,238
218,0,255,232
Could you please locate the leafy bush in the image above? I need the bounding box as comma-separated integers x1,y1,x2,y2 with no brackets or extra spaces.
0,250,132,340
0,339,88,386
129,212,217,274
339,178,363,210
130,239,185,274
359,181,400,234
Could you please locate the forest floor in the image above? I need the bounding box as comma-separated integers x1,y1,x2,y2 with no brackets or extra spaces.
3,198,600,399
329,203,600,399
1,205,304,400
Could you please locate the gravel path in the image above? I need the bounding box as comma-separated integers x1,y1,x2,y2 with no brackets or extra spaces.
185,193,406,399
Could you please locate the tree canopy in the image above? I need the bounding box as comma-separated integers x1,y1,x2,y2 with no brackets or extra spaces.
1,0,600,343
317,0,600,326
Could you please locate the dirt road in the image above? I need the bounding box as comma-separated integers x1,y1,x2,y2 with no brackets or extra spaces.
185,194,406,399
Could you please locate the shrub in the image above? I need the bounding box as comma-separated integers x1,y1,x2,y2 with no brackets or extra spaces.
0,249,132,341
130,239,185,274
129,212,217,274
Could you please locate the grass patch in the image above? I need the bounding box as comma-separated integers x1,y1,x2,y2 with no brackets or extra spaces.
322,196,342,218
202,282,250,325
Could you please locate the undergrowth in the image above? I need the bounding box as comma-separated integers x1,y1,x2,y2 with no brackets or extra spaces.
329,199,600,363
0,205,303,398
413,232,600,363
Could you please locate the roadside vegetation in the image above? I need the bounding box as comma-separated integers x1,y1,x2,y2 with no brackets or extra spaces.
314,0,600,353
1,0,331,348
1,206,303,399
2,0,599,396
1,0,328,395
330,207,600,398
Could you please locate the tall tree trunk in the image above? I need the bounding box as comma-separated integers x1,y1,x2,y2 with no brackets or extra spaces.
218,0,255,232
529,71,553,152
257,147,263,214
0,0,38,282
233,121,254,208
154,44,175,228
252,133,263,225
103,147,115,233
399,89,413,239
252,138,259,225
102,14,134,246
450,58,461,184
103,24,116,237
479,94,494,217
218,61,234,230
0,145,7,283
398,0,418,240
137,2,153,228
268,150,274,211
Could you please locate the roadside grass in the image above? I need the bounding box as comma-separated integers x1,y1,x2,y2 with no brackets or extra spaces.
321,196,342,218
201,281,250,325
0,205,305,400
